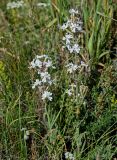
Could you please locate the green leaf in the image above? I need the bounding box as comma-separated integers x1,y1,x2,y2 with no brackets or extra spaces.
99,51,110,59
47,18,57,28
88,32,94,57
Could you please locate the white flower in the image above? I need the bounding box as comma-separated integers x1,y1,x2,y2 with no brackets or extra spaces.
42,91,52,101
66,63,78,73
7,1,25,10
70,23,76,33
76,24,82,31
66,89,72,96
69,9,78,15
65,152,75,160
73,44,80,53
63,33,73,41
40,72,51,83
64,43,80,54
44,60,53,68
68,19,82,33
44,60,55,69
66,45,74,53
30,60,36,68
32,79,41,89
37,3,50,7
60,23,69,30
65,152,69,159
30,59,42,68
30,55,54,70
63,33,73,44
34,59,42,68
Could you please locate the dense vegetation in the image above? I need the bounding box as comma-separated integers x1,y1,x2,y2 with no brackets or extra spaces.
0,0,117,159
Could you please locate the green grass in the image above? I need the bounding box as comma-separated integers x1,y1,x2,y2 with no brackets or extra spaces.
0,0,117,159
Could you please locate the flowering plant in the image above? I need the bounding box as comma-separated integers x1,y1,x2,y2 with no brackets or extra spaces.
30,54,55,101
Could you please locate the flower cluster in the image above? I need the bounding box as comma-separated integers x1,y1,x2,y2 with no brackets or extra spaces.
65,60,88,97
65,152,75,160
65,63,78,73
30,55,54,101
60,9,82,33
60,9,83,54
7,1,25,10
65,61,88,74
62,33,80,54
60,9,89,98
